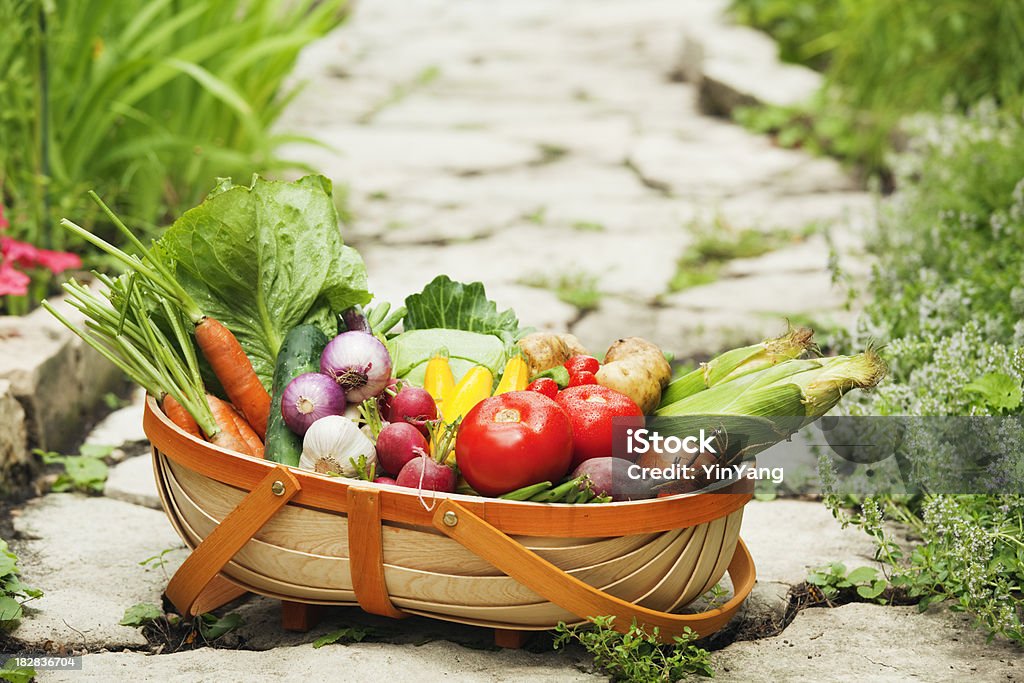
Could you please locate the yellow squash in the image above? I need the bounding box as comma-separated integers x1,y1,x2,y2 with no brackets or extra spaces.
423,350,456,418
446,365,494,424
493,353,529,395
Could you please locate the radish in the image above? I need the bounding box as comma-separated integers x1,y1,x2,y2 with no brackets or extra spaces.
374,475,398,486
375,422,428,476
396,453,456,493
387,386,438,437
571,457,653,501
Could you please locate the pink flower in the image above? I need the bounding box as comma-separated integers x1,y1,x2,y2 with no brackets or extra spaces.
0,237,40,269
35,249,82,274
0,261,30,297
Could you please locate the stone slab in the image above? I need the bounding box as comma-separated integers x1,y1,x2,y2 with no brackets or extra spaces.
0,379,28,492
713,603,1021,682
11,494,186,649
104,455,160,511
39,640,601,683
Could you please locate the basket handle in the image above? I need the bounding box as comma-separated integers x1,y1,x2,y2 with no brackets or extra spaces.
431,499,755,640
165,464,301,615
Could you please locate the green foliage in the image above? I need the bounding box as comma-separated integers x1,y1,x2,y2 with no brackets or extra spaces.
806,562,887,602
120,602,164,627
730,0,1024,176
669,221,794,293
823,106,1024,645
0,659,36,683
0,540,43,632
197,612,242,641
553,616,714,681
35,444,112,494
312,625,372,648
519,271,603,313
0,0,348,251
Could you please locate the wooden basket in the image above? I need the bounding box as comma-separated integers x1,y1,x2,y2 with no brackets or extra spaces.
144,396,756,645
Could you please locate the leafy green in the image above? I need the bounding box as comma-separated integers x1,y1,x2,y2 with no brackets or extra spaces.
312,626,373,648
35,448,109,494
157,175,371,387
0,658,36,683
120,602,164,627
403,276,522,343
198,612,243,640
964,373,1023,413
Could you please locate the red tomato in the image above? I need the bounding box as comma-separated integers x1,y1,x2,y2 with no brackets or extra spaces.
457,392,574,497
564,355,600,375
568,370,598,386
526,377,559,399
555,385,643,468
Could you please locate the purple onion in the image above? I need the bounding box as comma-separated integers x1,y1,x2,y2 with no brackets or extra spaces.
320,331,393,403
281,372,347,436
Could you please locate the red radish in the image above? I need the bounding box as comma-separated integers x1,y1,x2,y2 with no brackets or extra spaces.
387,386,438,436
374,476,398,485
377,377,405,419
375,422,428,476
396,453,456,493
571,457,653,501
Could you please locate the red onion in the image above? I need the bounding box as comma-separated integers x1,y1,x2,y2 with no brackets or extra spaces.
281,372,347,436
320,331,393,403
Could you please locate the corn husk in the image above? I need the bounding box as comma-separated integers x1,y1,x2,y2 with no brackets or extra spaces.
658,327,815,408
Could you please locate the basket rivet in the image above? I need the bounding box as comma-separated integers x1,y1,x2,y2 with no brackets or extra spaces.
442,511,458,527
271,481,286,496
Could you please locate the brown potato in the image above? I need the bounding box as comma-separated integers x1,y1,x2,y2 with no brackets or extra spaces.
595,337,672,413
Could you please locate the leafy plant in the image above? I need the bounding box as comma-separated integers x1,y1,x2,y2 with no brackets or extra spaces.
806,562,888,602
669,220,795,293
197,612,242,641
312,625,373,648
120,602,164,628
34,444,112,494
0,539,43,632
0,659,36,683
0,0,349,254
553,616,714,681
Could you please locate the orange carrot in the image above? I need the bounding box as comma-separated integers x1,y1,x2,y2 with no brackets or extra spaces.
229,405,265,459
206,395,254,456
194,317,270,440
161,394,202,439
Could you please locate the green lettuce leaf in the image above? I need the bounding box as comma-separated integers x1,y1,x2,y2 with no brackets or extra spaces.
157,175,370,387
403,275,522,343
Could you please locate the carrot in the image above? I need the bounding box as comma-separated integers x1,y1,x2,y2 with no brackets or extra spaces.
194,317,270,440
229,406,265,459
206,395,255,456
161,394,202,439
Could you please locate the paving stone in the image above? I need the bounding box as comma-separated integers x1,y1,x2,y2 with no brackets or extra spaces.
680,22,821,114
85,390,147,448
712,603,1021,682
662,270,848,317
0,379,28,493
40,640,601,683
11,494,186,649
104,455,160,511
740,500,880,586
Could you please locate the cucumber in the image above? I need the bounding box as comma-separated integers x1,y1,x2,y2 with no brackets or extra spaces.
265,324,329,466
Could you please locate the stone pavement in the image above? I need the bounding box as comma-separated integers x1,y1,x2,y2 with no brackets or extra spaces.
277,0,874,361
7,1,1018,681
10,399,1020,681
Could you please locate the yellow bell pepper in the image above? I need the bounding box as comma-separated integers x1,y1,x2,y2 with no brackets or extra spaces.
423,349,455,418
493,352,529,395
446,365,493,424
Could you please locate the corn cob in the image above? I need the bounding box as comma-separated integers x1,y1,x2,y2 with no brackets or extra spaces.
659,327,815,408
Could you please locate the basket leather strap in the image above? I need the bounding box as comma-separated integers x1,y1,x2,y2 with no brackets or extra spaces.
347,486,407,619
432,499,755,640
165,465,300,616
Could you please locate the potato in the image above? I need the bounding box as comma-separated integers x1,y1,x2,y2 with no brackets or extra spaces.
595,337,671,414
518,332,589,377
